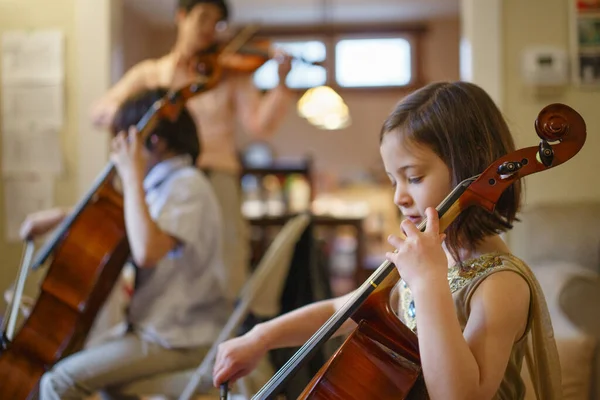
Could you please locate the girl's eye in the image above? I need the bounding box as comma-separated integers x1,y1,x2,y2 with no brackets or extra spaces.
408,176,423,184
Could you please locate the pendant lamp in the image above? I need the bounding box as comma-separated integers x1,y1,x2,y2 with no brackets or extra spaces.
296,0,350,130
297,85,350,130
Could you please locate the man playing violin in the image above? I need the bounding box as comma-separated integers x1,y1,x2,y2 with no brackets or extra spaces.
91,0,293,301
22,88,230,399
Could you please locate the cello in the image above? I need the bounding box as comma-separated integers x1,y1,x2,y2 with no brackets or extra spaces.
0,72,222,399
240,103,587,399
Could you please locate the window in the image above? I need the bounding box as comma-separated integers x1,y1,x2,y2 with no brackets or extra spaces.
335,38,412,87
251,24,423,90
253,40,327,90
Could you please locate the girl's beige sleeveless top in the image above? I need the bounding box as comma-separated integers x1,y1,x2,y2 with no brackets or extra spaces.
398,253,562,399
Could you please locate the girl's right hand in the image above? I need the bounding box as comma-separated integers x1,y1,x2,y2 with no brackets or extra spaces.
19,208,67,240
213,330,268,387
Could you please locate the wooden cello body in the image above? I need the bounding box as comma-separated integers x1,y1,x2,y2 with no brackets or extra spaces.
0,178,129,399
250,103,587,400
300,268,424,399
0,76,220,399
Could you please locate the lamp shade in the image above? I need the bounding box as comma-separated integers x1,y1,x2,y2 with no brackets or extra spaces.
297,85,351,130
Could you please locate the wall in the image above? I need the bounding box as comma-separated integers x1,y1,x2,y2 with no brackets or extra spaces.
0,0,78,298
503,0,600,206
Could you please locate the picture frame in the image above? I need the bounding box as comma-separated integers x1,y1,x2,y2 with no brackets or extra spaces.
570,0,600,87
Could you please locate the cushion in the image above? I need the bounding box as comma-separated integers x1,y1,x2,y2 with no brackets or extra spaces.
557,335,597,399
524,261,599,399
522,335,596,400
559,273,600,339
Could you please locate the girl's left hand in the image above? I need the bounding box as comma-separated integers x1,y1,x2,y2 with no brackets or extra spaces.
386,207,447,289
110,127,145,183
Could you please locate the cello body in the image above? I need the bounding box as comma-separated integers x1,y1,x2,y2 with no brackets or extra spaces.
0,179,129,399
299,269,425,400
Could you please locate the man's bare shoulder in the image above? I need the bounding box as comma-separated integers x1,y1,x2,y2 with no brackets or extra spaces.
129,55,174,87
132,56,167,73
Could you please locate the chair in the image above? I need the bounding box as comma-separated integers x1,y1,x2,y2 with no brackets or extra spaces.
119,213,312,399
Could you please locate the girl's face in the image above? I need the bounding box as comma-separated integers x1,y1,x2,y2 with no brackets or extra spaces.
380,131,452,226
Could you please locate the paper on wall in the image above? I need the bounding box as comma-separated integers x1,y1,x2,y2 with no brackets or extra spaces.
1,83,64,127
1,30,64,85
1,122,63,175
3,176,54,242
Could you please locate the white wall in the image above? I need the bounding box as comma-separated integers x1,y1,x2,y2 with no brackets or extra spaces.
503,0,600,206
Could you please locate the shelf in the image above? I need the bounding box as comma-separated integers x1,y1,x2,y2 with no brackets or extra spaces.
247,214,365,227
242,159,311,176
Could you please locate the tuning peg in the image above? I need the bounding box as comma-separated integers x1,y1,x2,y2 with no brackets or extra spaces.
496,161,522,177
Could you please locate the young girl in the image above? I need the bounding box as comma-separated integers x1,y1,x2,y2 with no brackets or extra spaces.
211,81,562,399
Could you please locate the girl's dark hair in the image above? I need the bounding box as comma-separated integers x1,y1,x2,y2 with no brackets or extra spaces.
111,88,201,165
178,0,229,21
380,81,522,265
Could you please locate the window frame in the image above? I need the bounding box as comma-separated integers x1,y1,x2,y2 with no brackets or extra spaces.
250,23,426,92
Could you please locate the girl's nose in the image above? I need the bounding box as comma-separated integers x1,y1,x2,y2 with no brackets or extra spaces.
394,185,412,208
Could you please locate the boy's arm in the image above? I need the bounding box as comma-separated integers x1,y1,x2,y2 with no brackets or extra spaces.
19,206,72,240
121,170,177,268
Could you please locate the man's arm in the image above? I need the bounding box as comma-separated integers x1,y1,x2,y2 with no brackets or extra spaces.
90,60,155,128
233,73,292,138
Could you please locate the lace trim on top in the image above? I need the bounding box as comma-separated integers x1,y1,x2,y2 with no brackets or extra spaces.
399,253,508,333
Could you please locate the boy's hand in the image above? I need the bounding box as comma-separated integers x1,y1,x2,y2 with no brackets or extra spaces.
20,207,68,240
110,126,145,184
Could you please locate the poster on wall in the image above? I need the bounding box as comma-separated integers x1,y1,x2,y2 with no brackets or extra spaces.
1,29,65,241
571,0,600,86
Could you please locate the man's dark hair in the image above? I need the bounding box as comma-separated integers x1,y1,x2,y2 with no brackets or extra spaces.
111,88,201,165
178,0,229,21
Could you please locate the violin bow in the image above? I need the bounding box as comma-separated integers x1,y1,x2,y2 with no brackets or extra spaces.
219,23,262,58
250,102,587,399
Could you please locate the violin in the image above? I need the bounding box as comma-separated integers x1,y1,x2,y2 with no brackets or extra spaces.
243,103,587,399
188,24,324,76
0,64,223,399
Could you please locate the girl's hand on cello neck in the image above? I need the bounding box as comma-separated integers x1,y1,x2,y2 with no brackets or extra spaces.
385,207,448,291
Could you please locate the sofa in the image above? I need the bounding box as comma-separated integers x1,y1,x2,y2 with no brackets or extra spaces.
508,202,600,400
